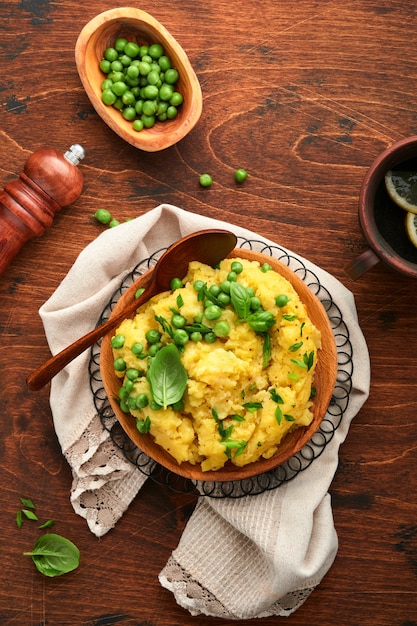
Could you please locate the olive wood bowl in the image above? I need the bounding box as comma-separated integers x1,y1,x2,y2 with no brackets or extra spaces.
100,248,338,482
75,8,202,152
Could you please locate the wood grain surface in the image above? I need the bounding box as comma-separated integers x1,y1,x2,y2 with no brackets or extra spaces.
1,0,417,624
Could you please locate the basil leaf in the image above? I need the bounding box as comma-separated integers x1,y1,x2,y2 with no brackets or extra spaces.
147,344,188,410
24,533,80,577
247,310,275,332
230,282,251,319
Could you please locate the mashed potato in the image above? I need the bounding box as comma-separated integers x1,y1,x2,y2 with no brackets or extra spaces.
111,257,321,472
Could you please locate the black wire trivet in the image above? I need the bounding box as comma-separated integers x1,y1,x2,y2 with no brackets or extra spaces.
89,237,353,498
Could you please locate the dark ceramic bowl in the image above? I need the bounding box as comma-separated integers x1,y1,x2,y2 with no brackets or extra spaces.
347,136,417,279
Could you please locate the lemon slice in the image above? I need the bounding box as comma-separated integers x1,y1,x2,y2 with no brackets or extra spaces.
385,170,417,214
405,211,417,248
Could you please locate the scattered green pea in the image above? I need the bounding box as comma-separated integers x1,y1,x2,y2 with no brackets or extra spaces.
131,342,144,355
199,174,213,188
234,168,248,183
136,393,149,409
231,261,243,274
93,208,112,224
109,218,121,228
204,304,222,320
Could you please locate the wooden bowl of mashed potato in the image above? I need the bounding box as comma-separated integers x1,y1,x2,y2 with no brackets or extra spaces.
100,248,338,482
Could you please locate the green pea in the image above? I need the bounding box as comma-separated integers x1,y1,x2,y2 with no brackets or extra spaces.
147,69,160,85
205,332,216,343
115,37,128,52
104,47,118,62
199,174,213,188
209,284,221,297
246,286,255,297
118,386,128,401
204,305,222,320
173,329,189,345
114,357,126,372
217,292,230,305
141,113,155,128
170,277,183,290
250,296,262,311
159,83,174,101
166,106,178,120
93,208,112,224
101,78,113,91
109,219,120,228
193,279,205,292
158,55,171,71
227,271,237,282
99,59,111,73
170,92,183,107
139,45,149,57
126,64,140,79
122,106,136,121
164,68,179,84
135,100,144,115
118,54,132,67
110,60,124,72
148,343,162,356
194,311,204,323
172,314,186,329
142,84,159,100
124,379,134,393
111,333,125,348
261,263,273,272
190,331,203,342
220,280,231,294
107,71,124,83
234,168,248,183
124,42,140,58
136,393,149,409
102,89,117,105
131,342,144,355
213,321,230,337
111,81,128,97
231,261,243,274
122,90,136,106
120,400,129,413
146,329,162,344
128,396,138,410
133,119,144,132
142,99,158,116
139,61,151,75
275,294,290,307
148,43,164,59
126,368,140,381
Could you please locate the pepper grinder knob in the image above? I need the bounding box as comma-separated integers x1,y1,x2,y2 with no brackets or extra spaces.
0,144,85,276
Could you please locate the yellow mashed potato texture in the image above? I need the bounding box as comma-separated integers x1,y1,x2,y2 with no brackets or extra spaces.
112,258,321,472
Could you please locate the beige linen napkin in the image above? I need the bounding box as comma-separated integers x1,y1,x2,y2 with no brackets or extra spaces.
39,204,370,619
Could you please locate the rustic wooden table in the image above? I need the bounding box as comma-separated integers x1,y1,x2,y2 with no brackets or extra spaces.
1,0,417,624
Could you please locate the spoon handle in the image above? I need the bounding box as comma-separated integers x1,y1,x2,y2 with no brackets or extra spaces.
27,286,152,391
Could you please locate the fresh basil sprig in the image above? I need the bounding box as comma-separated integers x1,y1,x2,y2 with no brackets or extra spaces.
24,534,80,577
147,344,188,409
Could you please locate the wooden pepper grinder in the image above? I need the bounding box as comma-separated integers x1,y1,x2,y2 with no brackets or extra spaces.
0,144,85,276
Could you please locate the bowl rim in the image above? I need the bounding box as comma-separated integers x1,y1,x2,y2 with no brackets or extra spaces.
75,7,203,151
100,246,338,482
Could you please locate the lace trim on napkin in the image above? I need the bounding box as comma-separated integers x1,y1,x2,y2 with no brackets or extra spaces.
63,413,147,537
159,555,315,619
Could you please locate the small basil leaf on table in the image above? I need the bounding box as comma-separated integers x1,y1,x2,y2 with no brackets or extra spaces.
23,533,80,577
147,344,188,410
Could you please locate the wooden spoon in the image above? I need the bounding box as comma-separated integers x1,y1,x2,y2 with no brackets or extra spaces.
27,229,237,391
